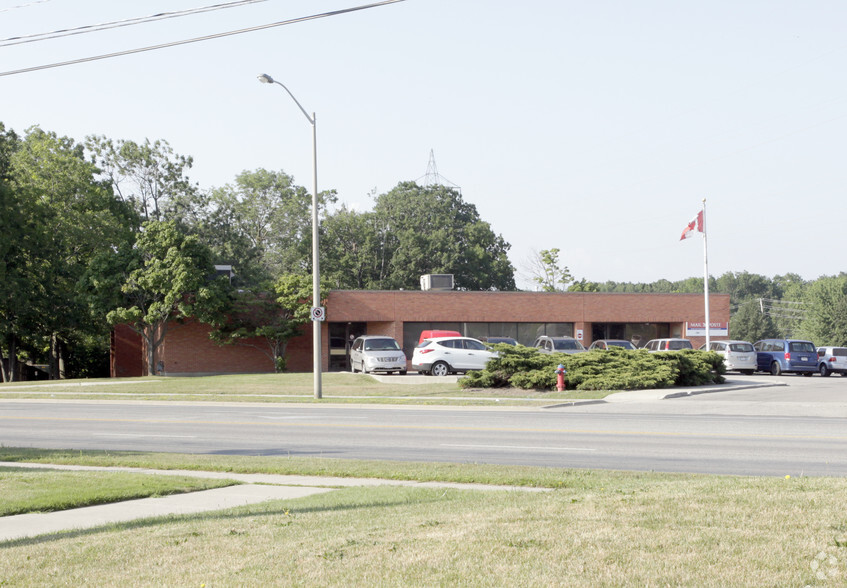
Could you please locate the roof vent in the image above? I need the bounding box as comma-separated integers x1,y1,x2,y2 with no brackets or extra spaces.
420,274,454,291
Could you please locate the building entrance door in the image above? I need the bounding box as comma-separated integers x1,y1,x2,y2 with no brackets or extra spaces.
328,322,366,371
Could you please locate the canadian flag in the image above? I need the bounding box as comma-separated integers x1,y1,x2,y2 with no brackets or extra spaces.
680,210,704,240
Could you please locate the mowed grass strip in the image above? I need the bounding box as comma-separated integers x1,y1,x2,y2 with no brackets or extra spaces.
0,372,597,403
0,447,642,488
0,467,239,516
2,477,847,585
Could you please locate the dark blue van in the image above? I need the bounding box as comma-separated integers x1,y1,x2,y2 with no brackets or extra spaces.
753,339,817,376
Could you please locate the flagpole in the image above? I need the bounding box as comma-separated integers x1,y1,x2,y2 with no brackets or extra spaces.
702,198,711,348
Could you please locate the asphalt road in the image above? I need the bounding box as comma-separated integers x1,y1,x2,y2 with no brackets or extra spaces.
2,375,847,476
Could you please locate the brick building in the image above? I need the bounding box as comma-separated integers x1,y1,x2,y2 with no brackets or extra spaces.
111,290,730,377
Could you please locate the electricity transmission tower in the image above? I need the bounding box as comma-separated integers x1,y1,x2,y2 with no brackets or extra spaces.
417,149,461,192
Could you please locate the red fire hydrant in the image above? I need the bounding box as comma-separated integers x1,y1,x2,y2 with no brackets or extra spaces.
556,364,567,391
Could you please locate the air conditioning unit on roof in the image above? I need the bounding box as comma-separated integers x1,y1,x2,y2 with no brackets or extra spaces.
420,274,454,291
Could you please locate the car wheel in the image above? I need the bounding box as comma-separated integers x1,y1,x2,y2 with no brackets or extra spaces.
803,371,814,377
820,364,831,377
431,361,450,377
742,369,754,375
770,361,782,376
399,370,407,375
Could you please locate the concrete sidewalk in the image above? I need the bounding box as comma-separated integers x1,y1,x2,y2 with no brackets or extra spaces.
603,378,786,402
0,462,547,543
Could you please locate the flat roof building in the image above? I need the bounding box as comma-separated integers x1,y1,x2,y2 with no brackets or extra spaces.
111,290,730,377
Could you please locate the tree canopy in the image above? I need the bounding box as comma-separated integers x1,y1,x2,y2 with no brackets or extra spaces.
322,182,516,291
1,126,135,380
9,119,847,379
198,168,336,287
105,220,230,376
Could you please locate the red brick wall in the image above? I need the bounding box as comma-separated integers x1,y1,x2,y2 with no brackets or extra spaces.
110,324,144,378
159,320,274,375
286,322,318,372
328,291,729,325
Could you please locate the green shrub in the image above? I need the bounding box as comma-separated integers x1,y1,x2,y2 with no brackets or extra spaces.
652,349,725,386
459,345,724,391
509,368,558,390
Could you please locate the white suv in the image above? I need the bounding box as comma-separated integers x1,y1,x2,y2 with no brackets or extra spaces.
816,347,847,377
412,336,497,376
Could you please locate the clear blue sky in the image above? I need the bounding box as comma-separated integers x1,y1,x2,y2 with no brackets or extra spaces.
2,1,845,289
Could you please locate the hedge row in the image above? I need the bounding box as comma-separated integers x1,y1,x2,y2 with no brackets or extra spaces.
459,345,725,391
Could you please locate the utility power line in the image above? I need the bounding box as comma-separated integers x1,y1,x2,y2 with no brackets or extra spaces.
0,0,52,13
758,298,807,321
0,0,270,47
0,0,406,77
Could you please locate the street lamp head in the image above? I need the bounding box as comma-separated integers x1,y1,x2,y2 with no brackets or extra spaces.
257,73,274,84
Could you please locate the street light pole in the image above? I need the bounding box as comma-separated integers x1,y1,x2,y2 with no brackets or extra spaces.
258,73,322,399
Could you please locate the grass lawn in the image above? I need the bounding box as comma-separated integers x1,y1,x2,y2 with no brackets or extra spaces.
1,449,846,585
0,372,614,404
0,467,239,516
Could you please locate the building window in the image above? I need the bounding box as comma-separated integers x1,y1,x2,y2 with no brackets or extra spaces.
404,321,574,351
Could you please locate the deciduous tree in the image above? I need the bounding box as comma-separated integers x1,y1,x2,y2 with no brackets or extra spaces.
200,169,336,287
86,136,197,225
323,182,515,290
106,220,230,375
524,248,572,292
2,126,135,380
798,275,847,346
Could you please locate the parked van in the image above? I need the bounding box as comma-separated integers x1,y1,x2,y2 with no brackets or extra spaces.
644,338,693,352
349,335,407,375
699,340,756,374
418,330,462,345
753,339,817,376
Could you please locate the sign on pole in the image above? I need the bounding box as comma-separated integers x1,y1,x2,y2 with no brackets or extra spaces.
310,306,325,321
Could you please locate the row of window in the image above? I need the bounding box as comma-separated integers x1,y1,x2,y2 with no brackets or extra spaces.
328,321,680,370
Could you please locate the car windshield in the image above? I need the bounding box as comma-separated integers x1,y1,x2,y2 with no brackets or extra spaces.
834,348,847,357
363,339,400,351
789,342,816,353
553,339,581,350
729,343,754,352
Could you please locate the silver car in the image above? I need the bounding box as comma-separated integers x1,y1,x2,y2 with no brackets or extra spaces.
816,346,847,377
350,335,407,375
532,336,586,354
700,340,756,374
